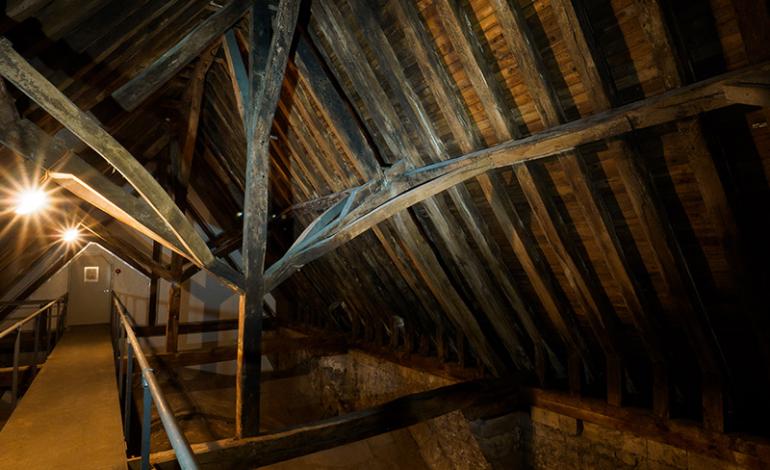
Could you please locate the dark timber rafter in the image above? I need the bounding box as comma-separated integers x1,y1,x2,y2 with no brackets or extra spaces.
260,60,770,297
0,81,191,259
0,38,243,291
393,1,560,381
428,0,593,383
477,0,653,396
111,0,252,112
634,0,758,425
312,0,534,373
291,38,505,375
237,0,300,439
554,0,728,423
448,0,640,397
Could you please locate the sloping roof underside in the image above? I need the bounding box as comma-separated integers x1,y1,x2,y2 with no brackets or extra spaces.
0,0,769,434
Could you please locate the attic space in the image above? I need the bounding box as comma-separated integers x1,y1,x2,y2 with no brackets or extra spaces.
0,0,768,469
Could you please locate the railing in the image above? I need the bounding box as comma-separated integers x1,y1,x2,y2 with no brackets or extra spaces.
110,294,199,470
0,295,67,407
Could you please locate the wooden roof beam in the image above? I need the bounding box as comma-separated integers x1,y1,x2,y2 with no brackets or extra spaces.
111,0,251,111
262,59,770,294
431,0,611,384
552,0,732,418
0,38,243,291
632,0,763,427
486,0,660,398
136,379,516,469
390,0,569,381
292,37,481,363
350,0,558,370
292,45,505,376
313,1,528,372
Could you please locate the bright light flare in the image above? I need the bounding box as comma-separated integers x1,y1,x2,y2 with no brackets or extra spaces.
14,188,49,215
61,227,80,243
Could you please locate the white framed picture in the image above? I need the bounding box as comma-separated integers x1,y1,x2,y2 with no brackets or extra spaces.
84,266,99,283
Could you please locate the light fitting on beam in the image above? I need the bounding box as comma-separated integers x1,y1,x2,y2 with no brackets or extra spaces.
61,227,80,243
14,187,48,215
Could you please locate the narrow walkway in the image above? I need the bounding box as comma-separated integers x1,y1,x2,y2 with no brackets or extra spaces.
0,325,126,469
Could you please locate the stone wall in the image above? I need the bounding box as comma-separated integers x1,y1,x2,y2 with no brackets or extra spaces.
312,350,747,470
469,406,746,470
313,351,491,470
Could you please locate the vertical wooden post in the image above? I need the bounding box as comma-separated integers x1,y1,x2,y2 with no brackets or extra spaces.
147,241,161,326
236,1,300,438
166,245,183,354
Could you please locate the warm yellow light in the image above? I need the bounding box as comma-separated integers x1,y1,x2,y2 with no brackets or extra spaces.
62,228,80,243
14,188,48,215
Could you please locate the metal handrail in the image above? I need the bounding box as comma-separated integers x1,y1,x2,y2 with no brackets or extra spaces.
0,297,60,340
0,295,67,408
111,294,199,470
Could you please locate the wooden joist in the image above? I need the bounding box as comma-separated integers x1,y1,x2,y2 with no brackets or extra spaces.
135,319,239,338
142,334,347,369
111,0,251,111
134,379,516,470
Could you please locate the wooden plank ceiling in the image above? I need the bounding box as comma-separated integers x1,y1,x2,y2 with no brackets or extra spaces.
0,0,768,437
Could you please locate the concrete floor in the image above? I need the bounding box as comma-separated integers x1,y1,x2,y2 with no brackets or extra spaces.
0,325,126,469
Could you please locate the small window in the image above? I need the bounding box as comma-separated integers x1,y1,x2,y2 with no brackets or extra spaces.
84,266,99,283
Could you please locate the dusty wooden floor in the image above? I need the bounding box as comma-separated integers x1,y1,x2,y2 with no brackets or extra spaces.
0,325,126,470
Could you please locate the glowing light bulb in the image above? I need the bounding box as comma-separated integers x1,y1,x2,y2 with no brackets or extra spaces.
15,188,48,215
62,228,80,243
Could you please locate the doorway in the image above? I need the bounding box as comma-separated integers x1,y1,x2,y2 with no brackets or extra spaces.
67,252,113,325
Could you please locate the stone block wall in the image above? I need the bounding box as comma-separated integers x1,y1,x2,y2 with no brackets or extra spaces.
469,406,746,469
313,351,491,469
310,350,748,470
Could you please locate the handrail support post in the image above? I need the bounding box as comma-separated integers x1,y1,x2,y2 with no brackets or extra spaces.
124,343,134,439
11,327,20,407
141,372,152,470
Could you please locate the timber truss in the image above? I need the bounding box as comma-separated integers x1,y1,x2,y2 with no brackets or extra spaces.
0,0,769,467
